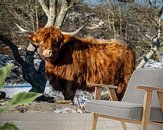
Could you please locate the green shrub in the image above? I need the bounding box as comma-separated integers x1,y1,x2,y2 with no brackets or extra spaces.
0,64,14,88
0,64,42,130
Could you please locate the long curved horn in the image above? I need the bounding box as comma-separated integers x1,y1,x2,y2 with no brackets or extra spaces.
14,22,31,33
61,24,87,36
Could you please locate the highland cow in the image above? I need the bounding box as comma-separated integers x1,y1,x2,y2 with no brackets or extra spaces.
29,27,136,101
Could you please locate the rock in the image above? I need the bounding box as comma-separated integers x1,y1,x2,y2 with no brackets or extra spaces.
35,95,55,103
0,91,6,99
15,105,28,113
54,107,78,113
0,54,13,67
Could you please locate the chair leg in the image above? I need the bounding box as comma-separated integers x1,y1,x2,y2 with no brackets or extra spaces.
92,113,98,130
121,121,127,130
141,124,148,130
141,90,152,130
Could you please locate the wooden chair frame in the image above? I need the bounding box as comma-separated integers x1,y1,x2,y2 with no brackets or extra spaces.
88,83,163,130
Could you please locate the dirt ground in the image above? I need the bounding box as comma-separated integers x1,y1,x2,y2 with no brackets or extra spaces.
0,89,109,114
0,99,85,113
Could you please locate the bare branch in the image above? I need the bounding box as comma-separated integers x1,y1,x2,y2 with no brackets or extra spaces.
129,6,158,24
136,55,145,62
136,46,148,53
148,0,152,6
38,0,49,17
55,0,81,28
0,34,26,66
35,0,39,30
55,0,69,28
66,1,81,10
145,34,153,40
49,0,55,17
86,20,104,30
160,42,163,46
157,7,162,39
7,8,31,28
159,6,163,18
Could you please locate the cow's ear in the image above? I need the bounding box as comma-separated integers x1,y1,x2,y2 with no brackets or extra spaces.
63,35,71,44
28,34,37,43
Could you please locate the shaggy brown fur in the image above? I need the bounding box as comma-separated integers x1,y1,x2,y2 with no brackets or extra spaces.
29,27,136,101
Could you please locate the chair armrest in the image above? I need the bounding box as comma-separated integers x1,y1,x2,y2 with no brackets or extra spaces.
137,86,163,92
88,83,118,100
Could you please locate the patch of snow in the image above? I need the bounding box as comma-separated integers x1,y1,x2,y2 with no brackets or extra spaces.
1,87,31,98
74,90,94,107
44,86,64,100
144,59,162,68
5,83,32,88
54,107,78,113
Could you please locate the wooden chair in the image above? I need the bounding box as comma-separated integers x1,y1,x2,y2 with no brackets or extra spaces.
86,68,163,130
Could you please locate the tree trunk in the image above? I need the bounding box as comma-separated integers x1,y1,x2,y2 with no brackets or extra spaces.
46,0,56,27
137,7,162,68
0,34,47,93
55,0,70,28
136,45,158,68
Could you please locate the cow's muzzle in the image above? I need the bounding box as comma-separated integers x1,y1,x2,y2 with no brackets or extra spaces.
42,49,53,58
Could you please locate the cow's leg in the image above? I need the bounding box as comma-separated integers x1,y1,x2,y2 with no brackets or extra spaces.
63,89,76,101
62,82,77,101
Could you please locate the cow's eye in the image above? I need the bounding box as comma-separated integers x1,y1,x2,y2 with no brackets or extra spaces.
53,44,59,48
